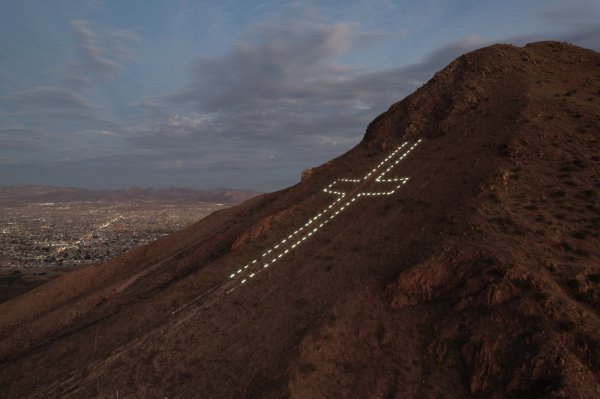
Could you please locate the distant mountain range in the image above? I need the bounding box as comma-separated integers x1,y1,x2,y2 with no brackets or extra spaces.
0,185,260,205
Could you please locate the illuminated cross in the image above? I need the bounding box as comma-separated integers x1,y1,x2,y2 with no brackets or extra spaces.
323,140,418,200
169,139,423,313
226,139,422,286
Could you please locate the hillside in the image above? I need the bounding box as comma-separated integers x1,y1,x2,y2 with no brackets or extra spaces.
0,41,599,398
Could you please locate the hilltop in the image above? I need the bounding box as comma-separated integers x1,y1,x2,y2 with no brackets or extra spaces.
0,41,599,398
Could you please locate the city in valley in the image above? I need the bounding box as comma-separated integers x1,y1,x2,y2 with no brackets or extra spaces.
0,200,226,269
0,196,232,303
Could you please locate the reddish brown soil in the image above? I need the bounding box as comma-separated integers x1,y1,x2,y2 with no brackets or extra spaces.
1,41,599,398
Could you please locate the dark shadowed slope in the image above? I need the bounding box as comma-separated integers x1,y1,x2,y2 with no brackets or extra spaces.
1,41,599,398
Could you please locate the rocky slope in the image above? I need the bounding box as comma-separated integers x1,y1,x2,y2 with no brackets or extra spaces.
0,41,599,398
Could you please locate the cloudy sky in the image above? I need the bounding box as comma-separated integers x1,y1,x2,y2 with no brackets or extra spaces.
1,1,599,191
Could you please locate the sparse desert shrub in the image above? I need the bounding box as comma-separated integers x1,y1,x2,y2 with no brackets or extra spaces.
575,291,595,304
486,267,506,278
560,159,587,174
489,216,525,235
579,335,600,372
512,278,534,291
340,360,354,373
574,247,590,257
487,192,501,203
554,213,567,220
322,333,333,342
534,291,549,301
529,313,547,333
586,273,600,283
556,318,575,332
559,240,590,257
299,362,317,373
559,172,572,179
585,205,600,214
571,230,590,240
526,374,565,396
587,218,600,231
294,297,309,309
565,278,581,290
587,204,600,213
582,189,596,198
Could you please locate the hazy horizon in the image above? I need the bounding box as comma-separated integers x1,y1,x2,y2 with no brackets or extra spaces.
0,183,260,192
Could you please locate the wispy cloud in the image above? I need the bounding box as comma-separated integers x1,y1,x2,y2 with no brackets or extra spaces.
536,1,600,51
139,18,486,147
120,14,490,190
7,87,97,110
2,86,116,127
86,0,106,11
0,128,49,152
170,18,357,111
564,24,600,49
539,1,600,22
62,20,138,91
1,20,137,132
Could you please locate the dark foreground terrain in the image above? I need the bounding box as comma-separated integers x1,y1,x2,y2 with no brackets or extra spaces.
1,41,599,398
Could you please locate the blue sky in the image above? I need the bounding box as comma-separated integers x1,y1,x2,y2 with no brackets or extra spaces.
1,0,599,191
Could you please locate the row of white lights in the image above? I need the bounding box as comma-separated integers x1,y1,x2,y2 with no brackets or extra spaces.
228,139,422,286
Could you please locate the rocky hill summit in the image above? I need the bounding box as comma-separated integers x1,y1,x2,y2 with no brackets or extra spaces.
1,41,599,398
